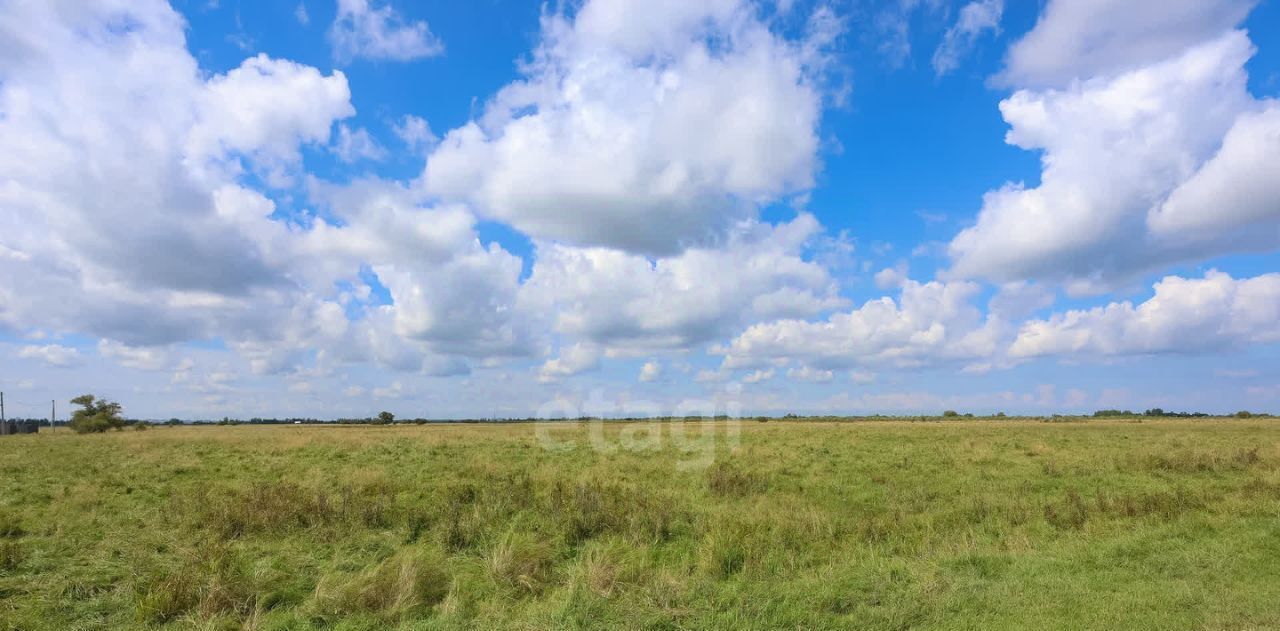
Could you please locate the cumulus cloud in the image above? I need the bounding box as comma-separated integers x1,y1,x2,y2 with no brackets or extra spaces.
97,340,172,371
717,279,1006,371
0,2,341,345
189,54,354,181
999,0,1255,87
328,0,443,63
0,1,535,379
1010,271,1280,358
931,0,1002,76
1148,104,1280,245
521,213,845,353
17,345,82,368
392,115,437,152
949,29,1279,289
332,124,387,163
786,365,833,382
539,344,602,382
639,361,662,382
423,0,837,254
874,262,909,290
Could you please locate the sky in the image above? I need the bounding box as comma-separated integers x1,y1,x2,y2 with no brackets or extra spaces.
1,0,1279,420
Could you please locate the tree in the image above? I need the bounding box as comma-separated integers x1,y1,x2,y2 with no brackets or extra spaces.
376,411,395,425
69,395,125,434
942,410,960,417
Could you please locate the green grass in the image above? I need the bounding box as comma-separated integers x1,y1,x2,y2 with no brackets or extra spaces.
0,419,1278,629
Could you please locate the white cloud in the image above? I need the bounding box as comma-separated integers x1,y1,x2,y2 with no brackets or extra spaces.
987,281,1055,319
718,279,1006,370
539,344,601,382
639,360,662,382
1148,103,1280,246
743,368,774,384
521,213,845,353
932,0,1002,76
0,2,536,380
295,3,309,26
999,0,1255,87
949,31,1277,289
97,340,171,371
392,114,436,152
17,344,82,368
328,0,443,63
874,262,909,290
1010,271,1280,358
189,54,354,181
872,0,945,69
332,124,387,163
423,0,837,254
786,365,832,382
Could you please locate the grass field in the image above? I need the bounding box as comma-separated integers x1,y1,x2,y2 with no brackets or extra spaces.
0,419,1278,629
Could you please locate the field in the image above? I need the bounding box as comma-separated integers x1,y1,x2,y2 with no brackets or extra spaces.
0,419,1278,630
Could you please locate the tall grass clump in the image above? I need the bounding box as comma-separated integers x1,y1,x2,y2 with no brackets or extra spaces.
313,548,451,621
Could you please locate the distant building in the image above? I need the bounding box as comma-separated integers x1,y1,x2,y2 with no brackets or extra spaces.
0,421,42,435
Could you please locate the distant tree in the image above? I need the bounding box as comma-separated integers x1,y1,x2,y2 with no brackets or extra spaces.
1235,410,1254,419
68,395,125,434
942,410,960,417
376,411,395,425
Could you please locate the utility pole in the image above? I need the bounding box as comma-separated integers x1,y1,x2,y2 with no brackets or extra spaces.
1,391,6,435
51,400,56,429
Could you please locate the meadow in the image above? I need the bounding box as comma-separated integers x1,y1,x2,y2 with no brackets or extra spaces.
0,418,1277,630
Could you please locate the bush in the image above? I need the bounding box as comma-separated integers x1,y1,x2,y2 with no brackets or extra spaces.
942,410,960,418
1235,410,1254,419
68,394,125,434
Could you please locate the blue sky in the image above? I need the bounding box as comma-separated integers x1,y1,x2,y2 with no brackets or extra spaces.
1,0,1279,420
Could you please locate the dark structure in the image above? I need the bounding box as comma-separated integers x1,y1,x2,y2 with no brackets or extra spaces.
0,421,41,435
